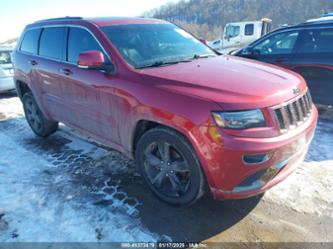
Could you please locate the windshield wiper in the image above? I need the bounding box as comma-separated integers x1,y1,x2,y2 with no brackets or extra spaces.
136,59,191,69
192,54,216,60
136,55,216,69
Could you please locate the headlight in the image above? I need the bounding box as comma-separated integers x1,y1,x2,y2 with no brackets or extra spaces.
212,109,266,129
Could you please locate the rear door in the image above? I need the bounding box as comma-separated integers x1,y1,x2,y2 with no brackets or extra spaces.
36,27,67,120
292,27,333,106
249,30,301,69
57,26,119,142
14,28,42,98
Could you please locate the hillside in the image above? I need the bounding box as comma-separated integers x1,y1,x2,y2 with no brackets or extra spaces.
144,0,333,40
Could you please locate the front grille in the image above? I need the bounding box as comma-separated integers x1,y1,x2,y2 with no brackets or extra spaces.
274,91,313,131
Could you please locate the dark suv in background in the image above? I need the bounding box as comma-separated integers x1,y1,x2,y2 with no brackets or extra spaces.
235,20,333,106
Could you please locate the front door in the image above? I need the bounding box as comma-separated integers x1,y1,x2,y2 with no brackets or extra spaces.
57,26,119,143
292,28,333,106
223,24,242,50
249,30,301,69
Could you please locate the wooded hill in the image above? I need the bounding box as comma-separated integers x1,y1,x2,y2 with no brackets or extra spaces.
144,0,333,40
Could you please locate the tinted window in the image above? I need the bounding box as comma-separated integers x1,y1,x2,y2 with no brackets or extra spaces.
68,27,104,63
39,27,65,60
297,29,333,53
20,29,41,54
253,31,299,55
245,24,254,36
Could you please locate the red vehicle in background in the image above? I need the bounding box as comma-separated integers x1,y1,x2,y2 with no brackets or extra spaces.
12,17,317,205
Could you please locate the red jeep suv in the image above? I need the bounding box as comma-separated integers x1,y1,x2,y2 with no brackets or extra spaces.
12,17,318,205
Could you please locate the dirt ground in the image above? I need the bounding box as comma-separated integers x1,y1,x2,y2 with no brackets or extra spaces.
0,92,332,245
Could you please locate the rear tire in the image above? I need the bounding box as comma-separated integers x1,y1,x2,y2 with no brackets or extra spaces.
135,126,205,206
22,92,58,137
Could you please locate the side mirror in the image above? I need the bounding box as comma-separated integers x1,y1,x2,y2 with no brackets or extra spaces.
224,34,231,41
78,50,105,69
241,47,260,57
241,47,253,56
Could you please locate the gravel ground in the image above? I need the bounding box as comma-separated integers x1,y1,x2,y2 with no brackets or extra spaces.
0,92,332,245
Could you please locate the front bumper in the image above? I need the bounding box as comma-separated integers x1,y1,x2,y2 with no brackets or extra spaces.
0,77,15,92
212,139,310,200
192,107,318,200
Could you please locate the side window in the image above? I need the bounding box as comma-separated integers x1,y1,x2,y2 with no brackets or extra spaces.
245,24,254,36
225,25,240,38
68,27,105,63
39,27,66,60
253,31,299,55
20,29,41,54
297,28,333,54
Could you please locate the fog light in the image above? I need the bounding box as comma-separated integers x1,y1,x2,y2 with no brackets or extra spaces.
243,153,271,165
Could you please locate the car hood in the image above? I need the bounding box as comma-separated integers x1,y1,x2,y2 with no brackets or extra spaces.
138,56,307,110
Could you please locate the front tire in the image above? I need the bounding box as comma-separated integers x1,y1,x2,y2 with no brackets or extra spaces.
135,126,205,206
22,92,58,137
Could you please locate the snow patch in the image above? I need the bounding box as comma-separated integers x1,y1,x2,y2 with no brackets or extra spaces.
0,125,159,242
265,120,333,217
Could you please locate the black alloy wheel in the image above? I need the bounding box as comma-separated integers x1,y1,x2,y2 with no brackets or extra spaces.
135,127,205,205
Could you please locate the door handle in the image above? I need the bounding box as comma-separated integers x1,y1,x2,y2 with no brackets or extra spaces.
60,68,73,76
29,60,38,66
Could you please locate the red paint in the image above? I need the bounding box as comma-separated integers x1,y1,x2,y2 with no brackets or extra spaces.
78,50,105,67
12,17,318,200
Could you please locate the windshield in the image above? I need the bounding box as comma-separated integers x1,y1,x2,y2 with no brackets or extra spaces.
102,24,216,68
0,51,12,64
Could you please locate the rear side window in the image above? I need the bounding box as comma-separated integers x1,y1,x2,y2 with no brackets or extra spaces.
67,27,104,63
39,27,66,60
245,24,254,36
297,28,333,53
20,29,41,54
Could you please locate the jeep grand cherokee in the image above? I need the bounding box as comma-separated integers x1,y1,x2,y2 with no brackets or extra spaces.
12,17,318,205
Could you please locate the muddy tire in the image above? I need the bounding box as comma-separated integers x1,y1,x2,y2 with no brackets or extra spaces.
22,92,58,137
135,126,205,206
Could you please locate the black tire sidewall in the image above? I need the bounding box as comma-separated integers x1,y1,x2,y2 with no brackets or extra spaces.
135,127,205,206
22,92,57,137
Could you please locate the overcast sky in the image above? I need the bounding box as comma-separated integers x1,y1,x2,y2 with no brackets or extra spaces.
0,0,180,42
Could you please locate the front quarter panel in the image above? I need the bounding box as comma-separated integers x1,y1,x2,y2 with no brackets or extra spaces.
109,73,223,188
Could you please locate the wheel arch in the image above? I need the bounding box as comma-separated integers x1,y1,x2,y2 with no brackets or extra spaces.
15,80,31,100
130,116,219,194
131,119,194,157
132,119,209,205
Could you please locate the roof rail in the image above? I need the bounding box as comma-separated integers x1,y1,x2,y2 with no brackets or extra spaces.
34,16,83,23
303,19,333,25
306,14,333,23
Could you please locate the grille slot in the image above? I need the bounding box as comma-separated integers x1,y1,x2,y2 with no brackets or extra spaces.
274,91,313,131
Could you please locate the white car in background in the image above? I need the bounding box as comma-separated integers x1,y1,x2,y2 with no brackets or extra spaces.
0,47,15,93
